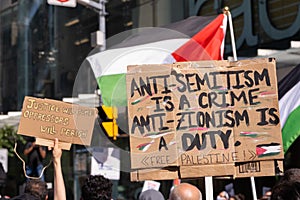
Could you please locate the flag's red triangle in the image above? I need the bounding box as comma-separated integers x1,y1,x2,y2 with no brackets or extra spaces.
171,14,227,61
256,147,267,156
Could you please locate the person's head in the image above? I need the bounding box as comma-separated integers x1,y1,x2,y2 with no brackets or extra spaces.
271,180,300,200
81,175,112,200
139,189,164,200
24,179,48,200
169,183,202,200
281,168,300,182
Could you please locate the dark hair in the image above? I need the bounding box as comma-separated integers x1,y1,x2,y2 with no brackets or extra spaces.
81,175,112,200
24,179,48,200
281,168,300,182
271,181,300,200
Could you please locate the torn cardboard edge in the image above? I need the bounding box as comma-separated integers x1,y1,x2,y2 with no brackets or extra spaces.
36,138,72,150
131,166,179,182
130,160,284,181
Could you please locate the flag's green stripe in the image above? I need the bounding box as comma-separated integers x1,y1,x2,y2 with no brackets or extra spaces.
282,105,300,153
258,152,280,158
97,74,127,107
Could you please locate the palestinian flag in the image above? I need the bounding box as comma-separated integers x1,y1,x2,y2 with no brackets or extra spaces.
87,14,227,107
278,65,300,153
256,143,281,158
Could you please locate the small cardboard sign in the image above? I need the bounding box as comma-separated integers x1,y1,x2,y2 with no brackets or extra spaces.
142,180,161,192
18,96,98,150
126,58,284,181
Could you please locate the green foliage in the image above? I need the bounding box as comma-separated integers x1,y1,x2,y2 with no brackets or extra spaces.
0,125,26,157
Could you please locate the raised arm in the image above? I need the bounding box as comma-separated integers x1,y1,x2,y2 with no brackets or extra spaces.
52,138,66,200
23,142,35,155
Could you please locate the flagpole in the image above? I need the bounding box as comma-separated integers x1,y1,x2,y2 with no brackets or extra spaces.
224,7,258,200
205,176,214,200
251,176,258,200
204,9,236,200
224,7,237,61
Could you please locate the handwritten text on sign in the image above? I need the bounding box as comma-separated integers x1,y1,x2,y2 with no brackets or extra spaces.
127,59,283,173
18,96,98,146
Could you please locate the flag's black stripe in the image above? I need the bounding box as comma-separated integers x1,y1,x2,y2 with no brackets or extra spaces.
278,64,300,100
108,16,216,49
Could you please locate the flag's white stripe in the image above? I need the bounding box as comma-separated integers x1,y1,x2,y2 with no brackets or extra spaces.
87,38,189,77
260,145,281,154
279,81,300,128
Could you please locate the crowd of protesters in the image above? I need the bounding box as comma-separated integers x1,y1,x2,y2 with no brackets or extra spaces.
0,137,299,199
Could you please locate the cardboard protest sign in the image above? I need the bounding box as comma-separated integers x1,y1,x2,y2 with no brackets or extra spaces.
18,96,98,150
127,65,178,170
127,58,283,181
